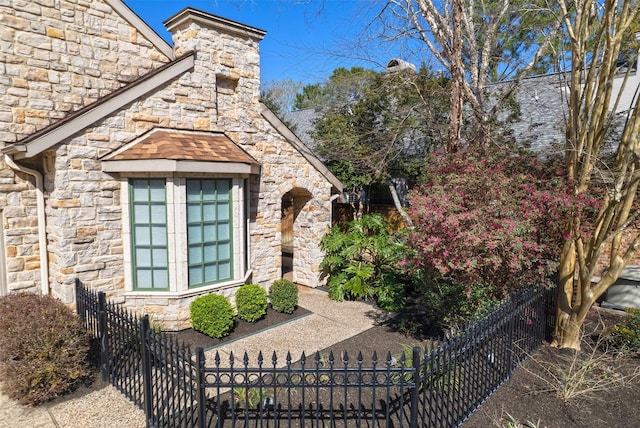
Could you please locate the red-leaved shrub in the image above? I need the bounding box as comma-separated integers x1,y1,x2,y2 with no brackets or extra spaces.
406,150,597,299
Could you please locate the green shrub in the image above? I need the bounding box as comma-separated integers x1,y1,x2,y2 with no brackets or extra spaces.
190,294,235,338
235,284,267,322
320,214,407,310
0,293,93,405
269,279,298,314
606,308,640,356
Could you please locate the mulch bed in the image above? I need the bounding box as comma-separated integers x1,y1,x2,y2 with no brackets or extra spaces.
168,306,311,351
462,306,640,427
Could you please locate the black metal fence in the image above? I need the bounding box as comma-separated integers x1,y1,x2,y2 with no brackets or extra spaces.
75,280,554,428
76,282,200,427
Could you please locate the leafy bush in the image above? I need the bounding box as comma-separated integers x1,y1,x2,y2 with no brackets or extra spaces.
235,284,267,322
269,279,298,314
405,149,597,320
190,294,235,338
0,293,93,405
606,308,640,357
415,279,502,325
320,214,407,310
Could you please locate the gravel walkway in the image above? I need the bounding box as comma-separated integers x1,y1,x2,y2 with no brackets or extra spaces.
0,378,145,428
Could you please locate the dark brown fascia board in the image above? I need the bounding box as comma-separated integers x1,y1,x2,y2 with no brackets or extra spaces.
259,103,345,193
164,7,266,41
106,0,174,59
3,54,195,159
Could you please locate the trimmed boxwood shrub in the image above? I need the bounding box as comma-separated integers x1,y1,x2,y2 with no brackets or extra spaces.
0,293,93,406
235,284,267,322
269,279,298,314
190,294,234,338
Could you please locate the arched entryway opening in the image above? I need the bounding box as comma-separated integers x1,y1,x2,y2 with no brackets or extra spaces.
281,188,312,280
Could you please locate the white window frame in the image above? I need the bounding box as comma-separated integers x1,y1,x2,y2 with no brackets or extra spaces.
122,173,250,298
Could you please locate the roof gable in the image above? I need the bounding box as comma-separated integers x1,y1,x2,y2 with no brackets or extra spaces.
2,55,195,159
260,104,344,192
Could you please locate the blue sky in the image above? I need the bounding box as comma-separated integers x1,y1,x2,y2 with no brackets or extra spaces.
124,0,398,85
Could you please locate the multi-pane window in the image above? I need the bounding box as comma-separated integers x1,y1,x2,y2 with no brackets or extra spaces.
130,179,169,290
186,179,233,287
129,177,235,291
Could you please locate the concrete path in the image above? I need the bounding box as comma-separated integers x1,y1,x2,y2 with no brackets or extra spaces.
0,287,385,427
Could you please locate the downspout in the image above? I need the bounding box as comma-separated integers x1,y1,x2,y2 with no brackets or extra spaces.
4,155,49,296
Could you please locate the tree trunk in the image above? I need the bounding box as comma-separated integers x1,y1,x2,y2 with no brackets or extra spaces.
447,0,463,153
387,182,413,229
552,311,583,350
552,239,582,349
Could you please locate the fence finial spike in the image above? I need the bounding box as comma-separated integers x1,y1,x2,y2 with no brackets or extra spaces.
243,352,249,365
258,351,264,365
272,350,278,365
300,352,306,365
372,350,378,364
329,351,335,364
357,351,363,363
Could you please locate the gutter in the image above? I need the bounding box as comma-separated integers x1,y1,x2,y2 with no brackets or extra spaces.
4,155,49,296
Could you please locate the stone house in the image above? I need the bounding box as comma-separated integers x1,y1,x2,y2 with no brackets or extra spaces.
0,1,343,330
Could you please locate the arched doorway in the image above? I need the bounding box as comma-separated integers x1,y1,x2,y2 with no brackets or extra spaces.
280,188,311,280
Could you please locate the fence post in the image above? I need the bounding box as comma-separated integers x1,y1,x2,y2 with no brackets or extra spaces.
196,348,207,428
140,315,154,427
506,295,515,376
410,346,421,428
74,278,83,323
97,292,109,382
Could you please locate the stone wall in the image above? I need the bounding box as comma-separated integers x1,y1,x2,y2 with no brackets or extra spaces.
0,0,170,142
0,0,171,296
0,169,39,292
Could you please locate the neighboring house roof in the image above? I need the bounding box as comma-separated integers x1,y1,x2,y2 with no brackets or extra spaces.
495,73,569,153
2,54,196,160
496,67,639,153
283,108,321,150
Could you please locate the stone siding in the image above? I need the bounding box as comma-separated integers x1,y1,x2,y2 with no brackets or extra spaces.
0,0,171,295
0,0,170,142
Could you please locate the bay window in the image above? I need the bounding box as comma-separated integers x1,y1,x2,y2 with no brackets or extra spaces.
124,175,247,294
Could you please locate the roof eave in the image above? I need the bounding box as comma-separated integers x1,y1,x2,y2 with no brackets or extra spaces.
259,103,344,193
106,0,174,59
102,159,260,175
2,55,195,160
